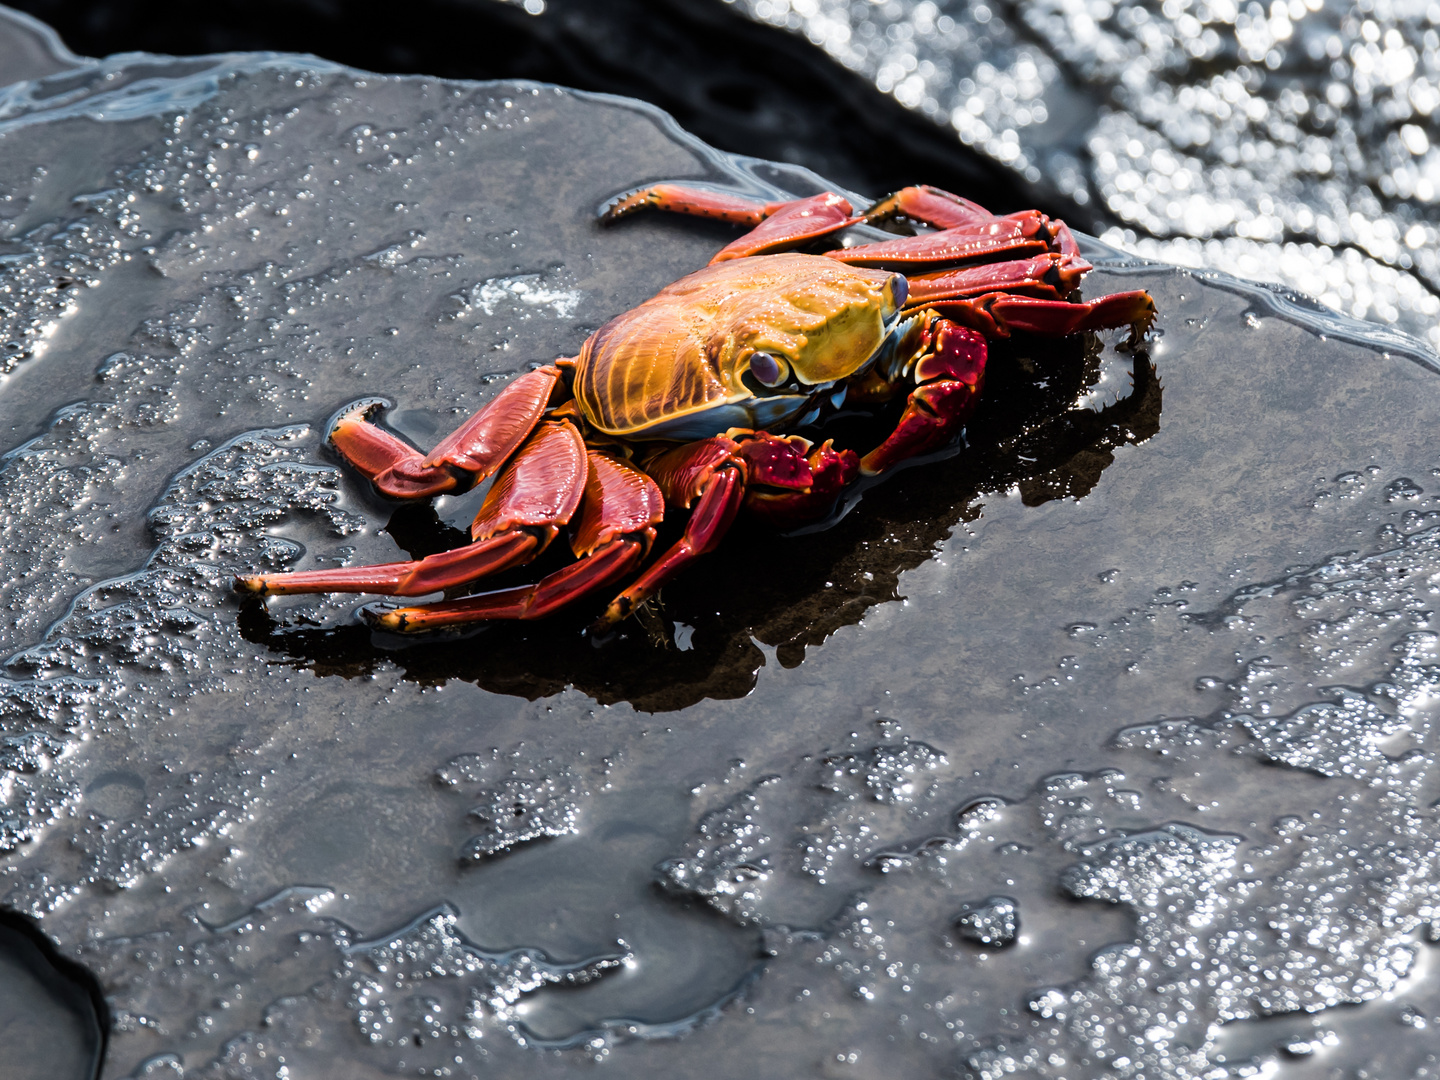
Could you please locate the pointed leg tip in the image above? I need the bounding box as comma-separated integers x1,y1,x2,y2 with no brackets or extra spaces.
361,604,409,632
1127,299,1159,344
234,575,269,596
329,396,391,429
598,188,650,223
589,599,631,636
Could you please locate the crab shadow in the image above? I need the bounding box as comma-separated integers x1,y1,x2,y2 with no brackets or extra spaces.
238,332,1160,711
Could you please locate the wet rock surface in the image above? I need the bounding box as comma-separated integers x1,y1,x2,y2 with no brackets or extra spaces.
3,0,1035,218
731,0,1440,357
3,7,1440,1079
0,912,103,1079
955,895,1019,947
9,0,1434,358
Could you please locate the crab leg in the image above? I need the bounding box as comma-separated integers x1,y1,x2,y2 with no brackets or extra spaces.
860,185,995,230
705,193,861,262
904,252,1093,306
896,253,1154,338
593,437,750,631
860,317,988,476
827,210,1064,269
601,184,861,263
235,420,587,597
601,184,790,225
934,290,1157,339
328,365,560,499
364,450,665,631
858,185,1082,257
366,539,645,631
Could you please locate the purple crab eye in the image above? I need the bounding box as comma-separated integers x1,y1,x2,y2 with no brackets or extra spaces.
889,274,908,309
750,350,783,386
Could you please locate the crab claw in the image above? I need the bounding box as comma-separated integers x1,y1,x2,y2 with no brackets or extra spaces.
860,319,987,476
737,432,818,490
743,437,860,528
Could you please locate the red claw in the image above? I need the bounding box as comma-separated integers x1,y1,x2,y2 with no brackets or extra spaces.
745,439,860,528
737,432,817,490
914,320,987,385
861,322,988,476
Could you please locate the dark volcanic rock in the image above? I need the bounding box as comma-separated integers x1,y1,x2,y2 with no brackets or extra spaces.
3,9,1440,1080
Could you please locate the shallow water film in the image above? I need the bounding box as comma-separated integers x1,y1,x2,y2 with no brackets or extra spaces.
3,6,1440,1079
728,0,1440,355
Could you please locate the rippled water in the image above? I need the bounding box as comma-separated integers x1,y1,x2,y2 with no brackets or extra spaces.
3,5,1440,1078
726,0,1440,353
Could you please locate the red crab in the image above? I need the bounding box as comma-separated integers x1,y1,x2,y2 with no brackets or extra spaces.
236,183,1155,633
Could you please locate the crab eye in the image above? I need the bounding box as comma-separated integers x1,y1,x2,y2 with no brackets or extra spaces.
749,350,784,386
888,274,908,310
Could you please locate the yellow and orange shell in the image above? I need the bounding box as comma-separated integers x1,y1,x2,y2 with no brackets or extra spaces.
573,253,901,437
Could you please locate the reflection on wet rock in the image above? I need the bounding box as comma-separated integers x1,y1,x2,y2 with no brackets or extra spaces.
658,777,780,926
819,734,948,804
0,427,359,876
728,0,1440,353
438,752,585,862
349,904,626,1034
1237,691,1403,776
953,895,1019,947
0,730,61,773
79,887,627,1074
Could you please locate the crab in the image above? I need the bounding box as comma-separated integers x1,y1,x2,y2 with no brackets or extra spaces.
235,183,1155,634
